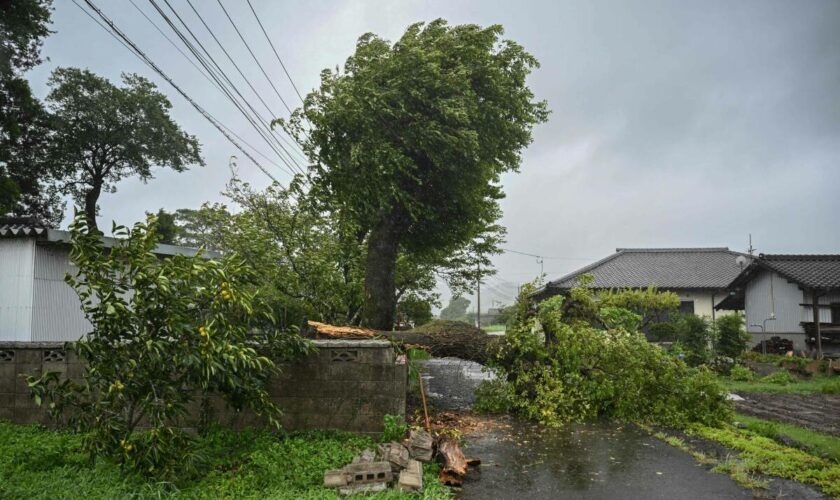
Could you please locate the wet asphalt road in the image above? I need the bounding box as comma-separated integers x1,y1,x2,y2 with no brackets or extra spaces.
459,420,752,500
419,358,755,499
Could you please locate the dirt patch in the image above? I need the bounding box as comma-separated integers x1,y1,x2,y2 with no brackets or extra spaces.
734,392,840,436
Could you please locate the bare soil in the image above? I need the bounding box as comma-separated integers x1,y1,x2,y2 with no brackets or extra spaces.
734,392,840,436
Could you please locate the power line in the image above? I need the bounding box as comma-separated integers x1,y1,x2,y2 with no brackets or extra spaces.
149,0,301,177
74,0,280,183
501,248,594,261
216,0,292,114
178,0,306,176
245,0,305,103
214,0,308,164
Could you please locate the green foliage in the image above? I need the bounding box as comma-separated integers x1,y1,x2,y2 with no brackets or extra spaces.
729,364,755,382
26,215,310,477
45,67,203,229
690,424,840,497
761,371,797,386
473,378,515,414
716,313,750,358
0,422,451,499
488,283,731,428
597,286,680,327
672,314,713,366
821,379,840,395
440,296,471,322
152,208,179,244
736,414,840,462
381,415,409,442
282,19,547,328
0,0,63,224
397,295,433,328
721,373,840,395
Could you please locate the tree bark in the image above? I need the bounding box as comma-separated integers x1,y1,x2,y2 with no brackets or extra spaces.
83,179,102,231
306,320,495,364
436,434,469,486
362,213,401,330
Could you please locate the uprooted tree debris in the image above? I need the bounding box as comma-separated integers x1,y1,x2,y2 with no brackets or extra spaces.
306,319,495,363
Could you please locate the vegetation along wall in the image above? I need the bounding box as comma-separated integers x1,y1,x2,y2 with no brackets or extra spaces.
0,339,406,434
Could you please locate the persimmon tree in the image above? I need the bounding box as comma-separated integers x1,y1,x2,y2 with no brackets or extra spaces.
28,215,309,475
283,19,548,329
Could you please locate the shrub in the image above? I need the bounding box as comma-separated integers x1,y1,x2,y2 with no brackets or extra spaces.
487,283,731,428
26,216,310,477
673,314,713,366
761,371,797,386
716,314,750,358
381,414,408,442
729,364,755,382
473,378,515,414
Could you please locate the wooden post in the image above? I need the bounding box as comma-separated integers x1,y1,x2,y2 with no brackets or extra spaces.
813,290,823,360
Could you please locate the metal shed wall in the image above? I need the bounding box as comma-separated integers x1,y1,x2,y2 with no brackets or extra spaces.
745,268,803,334
31,244,91,342
0,239,35,341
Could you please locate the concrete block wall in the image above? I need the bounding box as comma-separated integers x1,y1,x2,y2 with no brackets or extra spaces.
0,339,407,434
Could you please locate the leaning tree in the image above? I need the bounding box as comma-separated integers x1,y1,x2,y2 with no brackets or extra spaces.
45,68,203,230
284,20,548,329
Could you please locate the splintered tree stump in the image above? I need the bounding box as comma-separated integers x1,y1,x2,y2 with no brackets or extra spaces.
436,434,469,486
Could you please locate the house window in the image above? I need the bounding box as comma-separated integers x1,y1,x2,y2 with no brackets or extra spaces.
679,301,695,315
832,304,840,325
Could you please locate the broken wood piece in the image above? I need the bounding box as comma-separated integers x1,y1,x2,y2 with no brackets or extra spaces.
436,434,469,486
466,457,482,467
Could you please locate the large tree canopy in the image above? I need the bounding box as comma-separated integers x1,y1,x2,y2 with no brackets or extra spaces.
285,19,548,329
45,68,203,229
0,0,62,224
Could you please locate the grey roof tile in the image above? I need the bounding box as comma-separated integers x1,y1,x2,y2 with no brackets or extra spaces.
759,254,840,289
0,217,47,237
547,248,750,290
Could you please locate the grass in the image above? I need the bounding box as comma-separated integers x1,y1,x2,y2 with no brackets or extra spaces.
0,421,452,499
480,324,506,333
720,373,840,394
687,424,840,498
734,414,840,462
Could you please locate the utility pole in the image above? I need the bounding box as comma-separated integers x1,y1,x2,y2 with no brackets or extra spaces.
476,261,481,328
813,289,823,359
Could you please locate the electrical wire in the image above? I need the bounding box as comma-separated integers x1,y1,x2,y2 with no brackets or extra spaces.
74,0,280,183
245,0,305,103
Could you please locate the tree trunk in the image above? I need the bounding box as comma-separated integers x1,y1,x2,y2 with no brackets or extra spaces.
83,180,102,231
362,213,401,330
306,320,495,364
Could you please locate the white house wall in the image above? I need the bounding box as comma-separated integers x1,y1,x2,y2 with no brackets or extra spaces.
745,269,803,334
0,239,35,341
671,289,734,319
32,245,91,342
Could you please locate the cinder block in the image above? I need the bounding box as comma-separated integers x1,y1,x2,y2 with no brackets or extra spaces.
0,392,14,408
67,363,86,380
15,393,40,409
0,366,16,393
14,350,42,364
366,364,394,381
0,407,14,420
324,469,348,488
397,459,423,492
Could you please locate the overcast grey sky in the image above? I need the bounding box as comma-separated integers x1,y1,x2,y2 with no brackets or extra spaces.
28,0,840,311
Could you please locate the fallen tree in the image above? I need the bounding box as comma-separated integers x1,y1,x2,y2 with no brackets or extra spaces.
305,320,495,364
